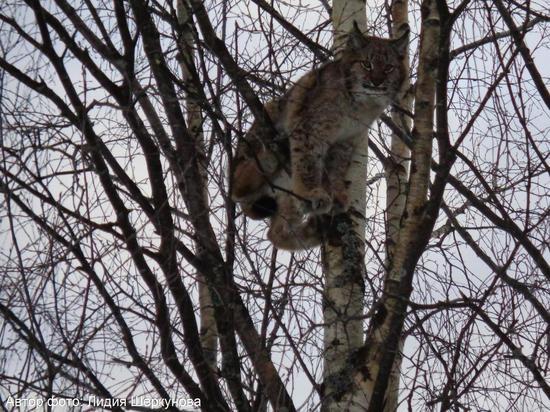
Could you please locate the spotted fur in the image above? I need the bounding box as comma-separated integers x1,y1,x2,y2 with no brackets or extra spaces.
232,25,408,250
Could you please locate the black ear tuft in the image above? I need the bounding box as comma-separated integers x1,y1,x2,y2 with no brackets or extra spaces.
347,21,368,50
392,26,410,55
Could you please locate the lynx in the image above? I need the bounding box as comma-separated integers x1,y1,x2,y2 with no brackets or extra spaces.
232,24,408,250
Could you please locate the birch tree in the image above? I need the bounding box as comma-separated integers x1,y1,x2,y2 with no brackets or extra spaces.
0,1,548,411
176,0,218,372
321,0,369,410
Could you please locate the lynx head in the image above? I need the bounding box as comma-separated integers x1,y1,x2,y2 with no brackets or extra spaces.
343,23,408,102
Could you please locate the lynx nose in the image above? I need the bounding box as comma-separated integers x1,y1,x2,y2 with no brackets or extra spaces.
371,76,385,87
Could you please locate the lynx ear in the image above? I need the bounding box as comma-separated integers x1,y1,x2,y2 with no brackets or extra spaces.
392,26,410,55
347,21,368,50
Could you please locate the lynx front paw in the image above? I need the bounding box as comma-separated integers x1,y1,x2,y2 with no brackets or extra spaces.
300,188,332,215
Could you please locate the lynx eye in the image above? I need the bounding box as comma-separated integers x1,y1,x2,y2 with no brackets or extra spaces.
360,61,373,71
385,65,395,73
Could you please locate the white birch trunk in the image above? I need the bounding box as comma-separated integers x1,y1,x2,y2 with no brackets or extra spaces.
383,1,412,409
355,1,440,410
322,1,368,410
176,0,218,371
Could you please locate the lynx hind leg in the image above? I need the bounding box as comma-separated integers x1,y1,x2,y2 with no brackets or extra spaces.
268,216,322,251
231,148,279,201
232,100,283,202
267,195,322,250
324,141,354,213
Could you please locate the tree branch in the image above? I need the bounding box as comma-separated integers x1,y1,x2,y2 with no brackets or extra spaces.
493,0,550,109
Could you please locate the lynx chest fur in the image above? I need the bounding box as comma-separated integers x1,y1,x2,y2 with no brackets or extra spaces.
276,61,398,145
232,25,408,250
